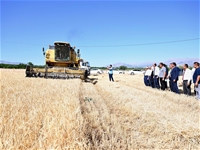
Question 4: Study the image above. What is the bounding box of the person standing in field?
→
[193,62,200,100]
[192,62,199,95]
[159,63,166,90]
[182,64,192,96]
[167,64,173,91]
[169,62,180,94]
[144,66,152,86]
[149,66,154,88]
[107,64,114,82]
[144,67,149,86]
[153,63,160,89]
[163,64,169,88]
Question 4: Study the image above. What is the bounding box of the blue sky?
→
[1,0,199,66]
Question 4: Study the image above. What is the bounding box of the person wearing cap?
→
[182,64,192,96]
[153,63,160,89]
[107,64,114,82]
[169,62,180,94]
[193,62,200,100]
[159,62,166,90]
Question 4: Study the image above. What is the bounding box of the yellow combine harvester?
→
[26,41,97,83]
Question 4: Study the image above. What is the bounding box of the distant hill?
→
[112,58,199,68]
[112,62,133,68]
[0,60,23,65]
[164,58,199,66]
[2,57,199,68]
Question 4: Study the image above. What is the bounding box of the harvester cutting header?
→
[26,41,96,83]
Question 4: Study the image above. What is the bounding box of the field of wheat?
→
[1,69,200,149]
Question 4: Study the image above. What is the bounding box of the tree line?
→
[2,63,189,71]
[0,62,45,69]
[1,63,144,70]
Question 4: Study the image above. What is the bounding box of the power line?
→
[1,38,199,48]
[78,38,200,47]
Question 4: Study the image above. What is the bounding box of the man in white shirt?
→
[182,64,192,95]
[153,63,160,89]
[144,66,152,86]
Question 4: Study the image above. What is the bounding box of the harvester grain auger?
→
[25,41,97,84]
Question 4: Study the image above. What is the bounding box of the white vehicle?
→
[90,68,102,75]
[107,70,125,74]
[128,70,145,75]
[114,70,125,74]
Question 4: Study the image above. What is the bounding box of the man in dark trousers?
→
[163,64,169,88]
[144,67,149,86]
[192,62,199,95]
[168,64,173,91]
[153,63,160,89]
[149,66,155,88]
[182,64,192,95]
[193,62,200,100]
[169,62,180,94]
[107,64,114,82]
[144,67,152,86]
[159,63,166,90]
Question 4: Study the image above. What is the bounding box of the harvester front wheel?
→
[80,75,85,81]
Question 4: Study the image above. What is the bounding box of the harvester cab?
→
[80,60,91,76]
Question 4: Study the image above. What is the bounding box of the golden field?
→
[1,69,200,149]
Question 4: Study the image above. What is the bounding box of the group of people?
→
[144,62,200,100]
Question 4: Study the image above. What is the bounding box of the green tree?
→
[27,62,34,66]
[18,63,26,69]
[189,66,193,70]
[119,66,127,70]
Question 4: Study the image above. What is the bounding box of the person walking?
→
[159,63,166,90]
[107,65,114,82]
[169,62,180,94]
[193,62,200,100]
[153,63,160,89]
[182,64,192,96]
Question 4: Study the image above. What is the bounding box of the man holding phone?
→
[193,62,200,100]
[107,64,114,82]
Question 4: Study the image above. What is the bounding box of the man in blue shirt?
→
[193,62,200,100]
[107,64,114,82]
[169,62,180,94]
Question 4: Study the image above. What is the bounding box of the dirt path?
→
[78,81,131,149]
